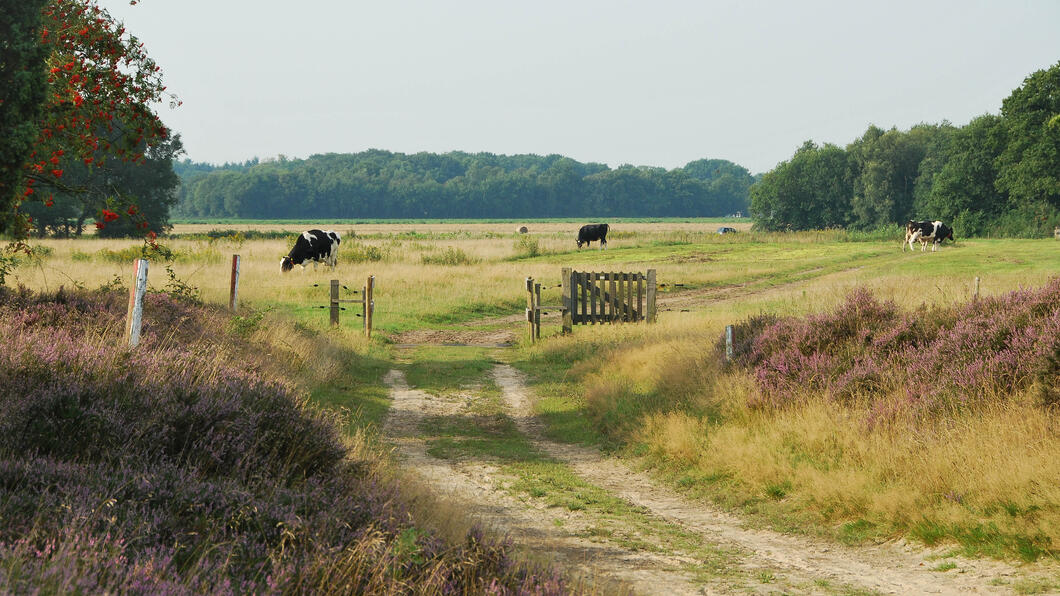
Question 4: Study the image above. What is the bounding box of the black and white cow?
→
[904,220,954,252]
[576,223,609,249]
[281,229,341,272]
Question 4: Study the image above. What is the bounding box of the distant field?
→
[11,223,1055,335]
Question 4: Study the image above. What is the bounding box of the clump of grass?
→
[512,235,541,259]
[96,243,176,263]
[344,240,387,262]
[421,246,480,266]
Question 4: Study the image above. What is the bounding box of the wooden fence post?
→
[526,277,535,342]
[646,269,657,324]
[366,275,375,338]
[974,276,980,300]
[229,254,241,312]
[330,279,340,327]
[125,258,148,347]
[561,267,573,335]
[534,282,542,340]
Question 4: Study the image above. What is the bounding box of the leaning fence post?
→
[561,267,573,335]
[646,269,657,324]
[725,325,734,362]
[365,275,375,338]
[330,279,340,327]
[229,254,241,312]
[125,258,149,347]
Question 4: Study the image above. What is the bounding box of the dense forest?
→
[750,61,1060,237]
[173,153,756,219]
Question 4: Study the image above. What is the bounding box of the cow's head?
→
[280,256,294,272]
[576,239,584,248]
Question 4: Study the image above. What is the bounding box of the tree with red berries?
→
[0,0,178,244]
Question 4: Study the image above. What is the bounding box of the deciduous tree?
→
[2,0,178,241]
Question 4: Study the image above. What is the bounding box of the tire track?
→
[382,369,710,595]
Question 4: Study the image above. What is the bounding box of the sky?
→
[97,0,1060,174]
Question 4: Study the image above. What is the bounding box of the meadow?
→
[6,219,1060,588]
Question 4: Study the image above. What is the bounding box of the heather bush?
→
[728,279,1060,420]
[0,288,571,594]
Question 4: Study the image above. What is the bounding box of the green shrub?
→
[512,235,540,258]
[344,241,387,263]
[97,244,176,263]
[421,247,479,266]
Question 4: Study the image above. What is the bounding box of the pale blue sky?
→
[99,0,1060,173]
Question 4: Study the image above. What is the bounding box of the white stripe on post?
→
[229,254,241,311]
[125,258,149,347]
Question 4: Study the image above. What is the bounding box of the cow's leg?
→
[907,231,921,252]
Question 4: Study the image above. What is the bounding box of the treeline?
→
[751,62,1060,237]
[173,152,754,219]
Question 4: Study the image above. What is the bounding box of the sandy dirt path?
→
[382,369,711,595]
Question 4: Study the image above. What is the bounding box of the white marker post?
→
[125,258,149,347]
[725,324,734,362]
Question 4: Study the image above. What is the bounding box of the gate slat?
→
[591,273,597,324]
[619,273,627,320]
[579,271,586,324]
[609,274,617,323]
[602,272,609,322]
[637,273,644,321]
[580,272,588,324]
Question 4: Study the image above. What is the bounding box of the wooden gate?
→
[561,267,656,334]
[524,268,657,341]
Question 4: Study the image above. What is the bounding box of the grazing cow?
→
[904,220,954,252]
[576,223,609,249]
[281,229,341,272]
